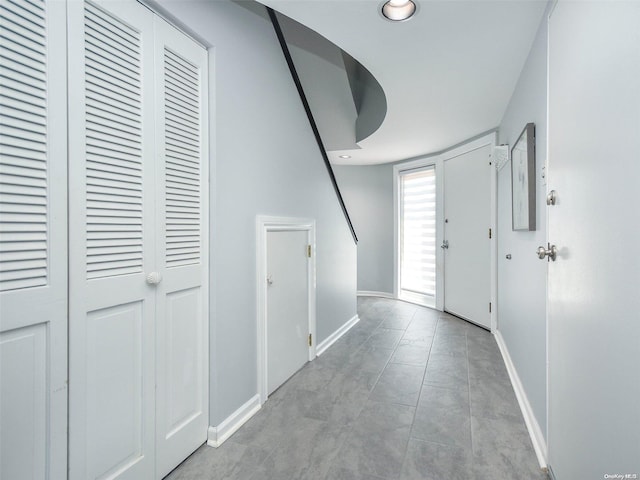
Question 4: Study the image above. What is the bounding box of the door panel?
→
[443,145,491,328]
[68,2,156,479]
[165,288,202,434]
[548,3,640,477]
[267,230,310,395]
[0,324,47,480]
[154,16,209,479]
[86,303,145,479]
[0,0,68,478]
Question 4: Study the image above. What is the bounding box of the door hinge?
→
[489,228,492,239]
[307,245,312,258]
[489,302,492,313]
[308,333,312,347]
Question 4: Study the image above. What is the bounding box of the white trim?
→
[393,164,399,299]
[489,135,498,333]
[357,292,439,310]
[316,315,360,356]
[256,216,317,404]
[494,331,548,469]
[398,291,435,309]
[356,290,395,299]
[206,395,261,448]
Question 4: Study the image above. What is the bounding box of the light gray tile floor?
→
[166,297,549,480]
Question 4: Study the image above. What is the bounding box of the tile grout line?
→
[392,305,428,480]
[466,331,476,463]
[405,312,439,441]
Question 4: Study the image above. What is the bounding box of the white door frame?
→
[256,216,316,404]
[393,132,497,331]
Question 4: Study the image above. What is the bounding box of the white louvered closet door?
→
[68,1,157,479]
[0,1,68,479]
[68,1,209,479]
[153,16,208,479]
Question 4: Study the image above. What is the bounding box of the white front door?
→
[443,144,492,328]
[266,230,310,395]
[547,3,640,478]
[68,2,208,479]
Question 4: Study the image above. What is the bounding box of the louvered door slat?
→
[84,1,143,280]
[0,239,47,251]
[0,0,47,292]
[7,0,44,21]
[84,3,138,45]
[163,48,201,269]
[83,13,137,57]
[85,30,138,66]
[165,101,198,125]
[0,32,45,63]
[0,23,45,52]
[0,109,46,134]
[87,104,141,133]
[166,123,199,143]
[0,6,46,41]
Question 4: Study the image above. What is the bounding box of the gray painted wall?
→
[497,7,550,439]
[155,0,357,425]
[334,165,394,294]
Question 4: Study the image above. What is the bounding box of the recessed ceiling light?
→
[339,155,351,159]
[381,0,417,22]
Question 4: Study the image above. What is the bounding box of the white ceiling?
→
[257,0,548,165]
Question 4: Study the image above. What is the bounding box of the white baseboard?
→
[207,394,261,448]
[494,330,548,469]
[357,290,395,299]
[316,314,360,356]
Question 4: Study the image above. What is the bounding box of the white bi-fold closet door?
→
[67,2,209,479]
[0,1,68,479]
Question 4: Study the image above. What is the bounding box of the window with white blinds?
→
[0,0,48,292]
[399,167,436,298]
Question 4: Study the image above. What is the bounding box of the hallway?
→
[167,297,547,479]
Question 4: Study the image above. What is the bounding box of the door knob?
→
[536,244,557,261]
[146,272,162,285]
[266,274,273,286]
[546,190,557,206]
[441,240,449,249]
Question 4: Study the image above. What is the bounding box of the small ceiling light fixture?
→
[381,0,417,21]
[339,155,351,159]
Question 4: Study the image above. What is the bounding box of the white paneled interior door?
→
[267,230,310,395]
[0,1,68,479]
[68,1,208,479]
[443,144,492,328]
